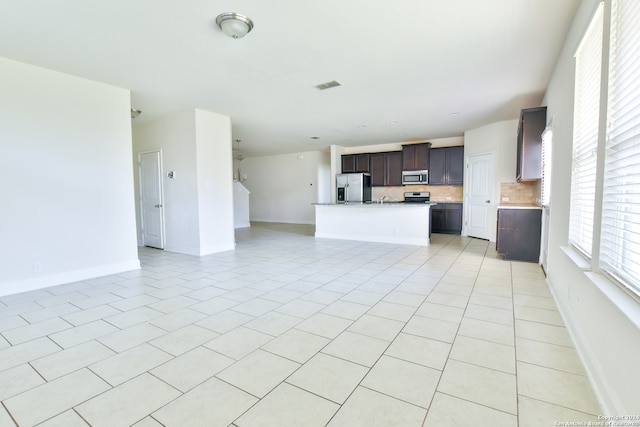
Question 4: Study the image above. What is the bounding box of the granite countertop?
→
[314,202,435,207]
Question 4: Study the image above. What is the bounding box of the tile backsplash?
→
[372,185,463,202]
[370,182,542,205]
[500,181,541,205]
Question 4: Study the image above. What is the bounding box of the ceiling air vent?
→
[314,80,341,90]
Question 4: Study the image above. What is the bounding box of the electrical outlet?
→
[33,262,42,273]
[502,197,510,202]
[446,196,452,200]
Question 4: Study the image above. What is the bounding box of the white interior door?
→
[465,152,494,240]
[139,150,164,249]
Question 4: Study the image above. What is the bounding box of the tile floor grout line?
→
[1,400,20,427]
[435,390,519,417]
[0,225,600,425]
[515,359,592,377]
[508,259,525,427]
[291,238,455,426]
[418,236,483,426]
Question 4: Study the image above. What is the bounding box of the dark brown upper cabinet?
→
[429,146,464,185]
[341,153,370,173]
[516,107,547,182]
[370,152,402,186]
[402,143,431,171]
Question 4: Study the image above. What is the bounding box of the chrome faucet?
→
[379,195,389,204]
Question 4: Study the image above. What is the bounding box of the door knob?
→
[485,200,491,203]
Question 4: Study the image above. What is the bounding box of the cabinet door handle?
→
[154,204,163,208]
[485,200,491,203]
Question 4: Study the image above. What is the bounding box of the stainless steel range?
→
[404,191,431,203]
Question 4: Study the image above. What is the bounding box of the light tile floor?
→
[0,223,602,426]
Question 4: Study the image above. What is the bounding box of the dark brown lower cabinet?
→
[431,203,463,234]
[496,208,542,262]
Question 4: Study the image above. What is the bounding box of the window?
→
[568,0,640,298]
[599,0,640,295]
[568,3,604,258]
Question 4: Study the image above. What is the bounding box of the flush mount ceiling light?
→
[314,80,341,90]
[215,12,254,39]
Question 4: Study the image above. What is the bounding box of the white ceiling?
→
[0,0,579,157]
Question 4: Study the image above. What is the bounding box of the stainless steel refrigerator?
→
[336,173,372,203]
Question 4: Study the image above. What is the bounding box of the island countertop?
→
[313,202,435,207]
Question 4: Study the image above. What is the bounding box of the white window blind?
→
[569,3,604,257]
[541,127,553,206]
[600,0,640,295]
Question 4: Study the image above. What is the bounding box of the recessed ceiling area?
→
[0,0,580,157]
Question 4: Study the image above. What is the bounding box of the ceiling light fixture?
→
[215,12,254,39]
[131,109,141,119]
[233,139,244,161]
[314,80,341,90]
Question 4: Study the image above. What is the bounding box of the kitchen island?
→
[314,203,432,246]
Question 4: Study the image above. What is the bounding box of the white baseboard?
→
[250,218,315,225]
[0,259,141,297]
[163,243,236,256]
[198,243,236,256]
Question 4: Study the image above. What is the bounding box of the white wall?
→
[463,119,519,241]
[0,57,140,297]
[543,0,640,414]
[132,109,235,255]
[194,109,235,254]
[238,151,329,224]
[329,145,346,202]
[233,181,251,228]
[133,111,200,253]
[316,150,331,204]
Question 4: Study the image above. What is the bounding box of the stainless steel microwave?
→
[402,170,428,185]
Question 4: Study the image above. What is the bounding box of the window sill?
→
[560,245,590,270]
[560,246,640,330]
